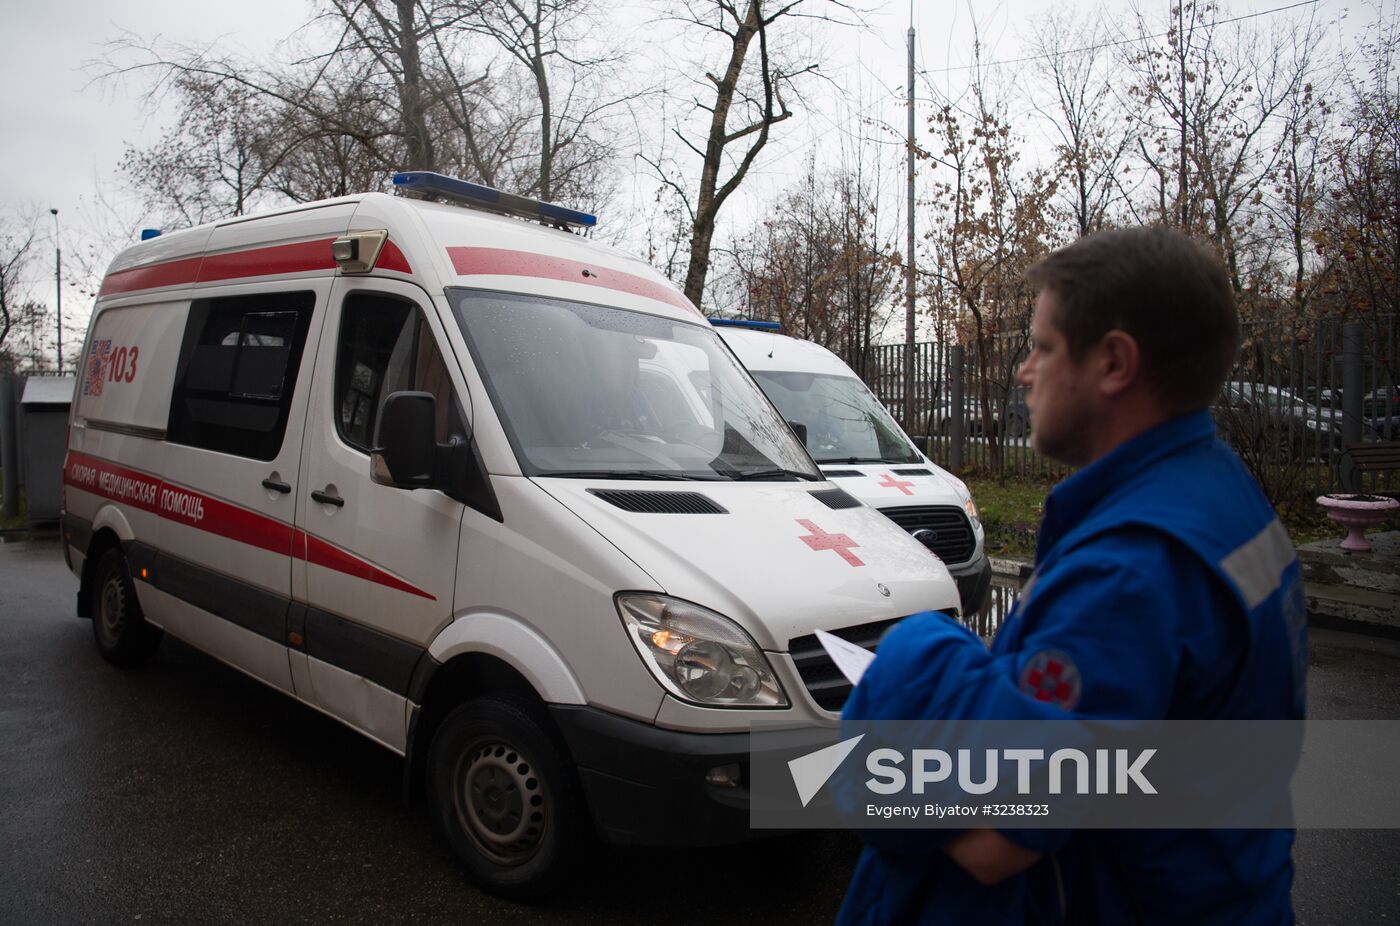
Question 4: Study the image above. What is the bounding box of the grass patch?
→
[964,473,1347,558]
[964,475,1055,558]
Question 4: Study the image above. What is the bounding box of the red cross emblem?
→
[877,473,915,495]
[795,519,864,567]
[1018,650,1081,710]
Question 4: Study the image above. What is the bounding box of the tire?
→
[427,694,588,900]
[90,547,162,667]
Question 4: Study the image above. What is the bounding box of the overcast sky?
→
[0,0,1355,348]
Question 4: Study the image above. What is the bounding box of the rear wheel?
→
[91,547,162,667]
[427,694,588,900]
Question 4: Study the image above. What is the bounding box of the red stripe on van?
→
[64,452,433,600]
[446,247,698,315]
[301,533,437,601]
[99,256,206,296]
[378,240,412,273]
[98,236,411,296]
[197,238,337,283]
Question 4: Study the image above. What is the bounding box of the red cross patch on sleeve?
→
[1018,649,1082,710]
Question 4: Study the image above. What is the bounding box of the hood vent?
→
[588,489,728,514]
[891,468,932,476]
[822,470,863,478]
[810,487,862,510]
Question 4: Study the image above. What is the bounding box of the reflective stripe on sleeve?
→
[1219,518,1295,609]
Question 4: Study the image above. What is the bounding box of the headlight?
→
[963,496,981,529]
[616,594,787,708]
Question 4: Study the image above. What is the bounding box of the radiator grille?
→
[877,505,977,564]
[788,614,959,712]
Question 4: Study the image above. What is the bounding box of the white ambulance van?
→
[715,322,992,616]
[62,172,961,897]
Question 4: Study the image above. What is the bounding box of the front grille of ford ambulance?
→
[588,489,727,514]
[877,505,976,565]
[788,616,904,712]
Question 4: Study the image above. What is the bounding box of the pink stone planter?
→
[1316,494,1400,553]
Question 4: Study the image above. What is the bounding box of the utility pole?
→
[50,208,62,374]
[903,11,916,436]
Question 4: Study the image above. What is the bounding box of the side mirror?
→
[372,391,437,488]
[788,421,809,446]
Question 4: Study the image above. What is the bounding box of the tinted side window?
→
[167,292,315,460]
[335,293,461,452]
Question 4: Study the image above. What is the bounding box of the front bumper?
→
[549,704,820,847]
[948,552,992,616]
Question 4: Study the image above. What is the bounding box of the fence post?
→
[950,346,965,473]
[1340,321,1364,493]
[1,374,18,518]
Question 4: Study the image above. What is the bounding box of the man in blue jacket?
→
[838,228,1307,924]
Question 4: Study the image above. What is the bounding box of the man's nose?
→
[1017,358,1032,385]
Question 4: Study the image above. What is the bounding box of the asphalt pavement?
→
[1,537,1397,923]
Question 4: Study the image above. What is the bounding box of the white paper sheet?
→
[816,628,876,686]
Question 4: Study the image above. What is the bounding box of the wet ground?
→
[1,537,1396,923]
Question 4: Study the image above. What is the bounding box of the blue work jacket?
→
[837,410,1307,925]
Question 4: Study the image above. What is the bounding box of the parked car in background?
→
[1215,381,1379,454]
[929,384,1028,439]
[1365,386,1399,439]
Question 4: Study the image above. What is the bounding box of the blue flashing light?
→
[140,228,162,241]
[392,171,597,229]
[708,317,781,332]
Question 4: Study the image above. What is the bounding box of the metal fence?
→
[852,315,1398,499]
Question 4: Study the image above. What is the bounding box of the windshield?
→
[748,370,921,465]
[449,289,819,480]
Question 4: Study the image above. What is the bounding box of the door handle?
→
[262,478,292,494]
[310,487,345,508]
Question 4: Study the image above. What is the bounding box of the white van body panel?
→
[428,612,587,705]
[452,474,666,723]
[534,479,960,651]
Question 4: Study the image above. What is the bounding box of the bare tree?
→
[1029,8,1135,238]
[645,0,834,308]
[1124,0,1322,293]
[0,209,53,373]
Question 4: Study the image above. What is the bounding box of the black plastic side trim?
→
[62,512,93,559]
[304,607,424,697]
[407,651,441,705]
[125,541,158,582]
[285,602,308,648]
[154,552,288,643]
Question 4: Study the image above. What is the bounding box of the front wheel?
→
[90,547,162,667]
[428,694,588,900]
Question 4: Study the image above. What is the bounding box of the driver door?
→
[292,279,466,751]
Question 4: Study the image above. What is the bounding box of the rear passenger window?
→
[167,292,315,460]
[335,293,463,452]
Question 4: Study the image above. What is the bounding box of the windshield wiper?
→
[536,470,700,481]
[813,456,916,465]
[731,468,823,482]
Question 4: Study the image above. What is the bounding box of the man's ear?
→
[1096,330,1140,397]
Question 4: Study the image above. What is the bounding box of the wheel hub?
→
[455,741,546,866]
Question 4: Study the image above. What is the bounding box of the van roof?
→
[717,326,857,378]
[98,188,704,326]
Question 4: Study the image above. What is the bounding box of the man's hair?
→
[1025,227,1239,413]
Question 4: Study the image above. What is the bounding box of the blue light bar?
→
[708,317,781,332]
[392,171,597,229]
[140,228,162,240]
